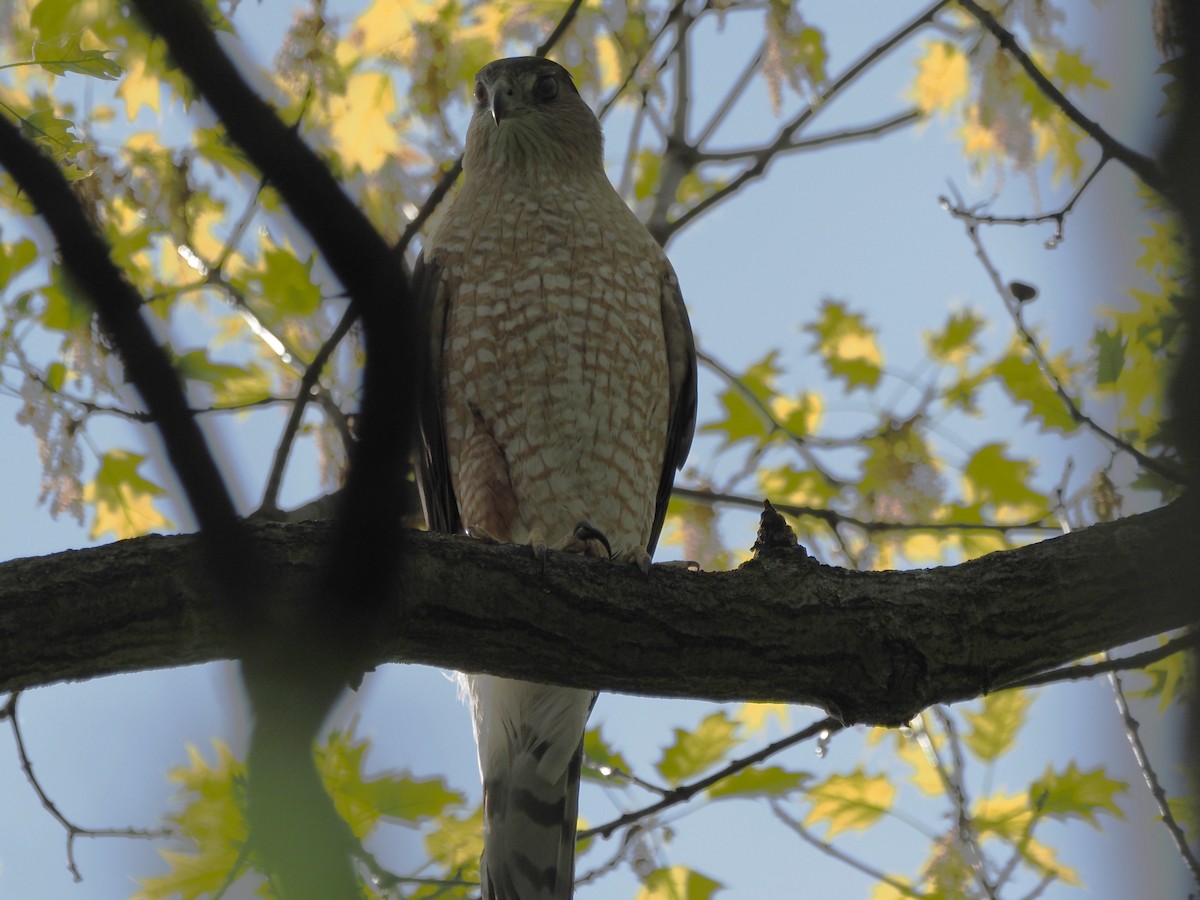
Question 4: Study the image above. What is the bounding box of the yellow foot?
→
[554,521,613,560]
[613,545,652,575]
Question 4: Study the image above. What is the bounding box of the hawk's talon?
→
[573,521,612,559]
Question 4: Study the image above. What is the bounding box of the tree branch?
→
[0,693,169,881]
[955,0,1165,194]
[662,0,951,241]
[697,108,921,163]
[1,500,1195,725]
[1107,667,1200,888]
[583,716,842,840]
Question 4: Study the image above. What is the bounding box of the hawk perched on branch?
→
[414,57,697,899]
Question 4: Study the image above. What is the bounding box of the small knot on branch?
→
[751,500,806,557]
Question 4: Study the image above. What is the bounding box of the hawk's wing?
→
[413,250,462,535]
[646,271,698,556]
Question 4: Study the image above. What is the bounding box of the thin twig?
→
[1107,665,1200,887]
[579,716,841,841]
[996,631,1199,691]
[955,219,1186,484]
[694,41,766,146]
[596,0,689,122]
[942,156,1107,248]
[259,302,359,514]
[955,0,1165,194]
[917,710,997,900]
[535,0,586,58]
[663,0,952,240]
[672,485,1057,535]
[769,800,926,898]
[1,693,169,882]
[698,108,921,162]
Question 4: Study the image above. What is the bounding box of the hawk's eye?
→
[533,75,559,102]
[474,82,488,105]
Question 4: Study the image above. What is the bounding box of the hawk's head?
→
[464,57,604,175]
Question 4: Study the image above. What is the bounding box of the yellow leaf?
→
[737,702,789,734]
[900,532,945,563]
[913,42,968,115]
[638,866,723,900]
[117,55,161,120]
[84,449,173,540]
[351,0,434,58]
[805,767,895,838]
[1021,837,1082,886]
[891,730,944,798]
[189,207,226,262]
[973,790,1032,840]
[329,72,401,174]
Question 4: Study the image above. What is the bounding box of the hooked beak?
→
[490,77,514,126]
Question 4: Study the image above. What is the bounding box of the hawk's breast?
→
[430,177,671,554]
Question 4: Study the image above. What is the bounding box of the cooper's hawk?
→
[414,57,696,899]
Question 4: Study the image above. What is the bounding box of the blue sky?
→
[0,1,1190,898]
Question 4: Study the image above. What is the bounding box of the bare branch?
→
[942,156,1108,248]
[955,0,1166,194]
[1107,666,1200,887]
[581,717,842,840]
[663,0,952,241]
[672,485,1058,535]
[953,216,1187,484]
[768,799,924,898]
[259,302,359,515]
[921,709,997,899]
[535,0,586,58]
[0,693,169,882]
[695,41,765,146]
[698,108,921,163]
[997,631,1198,691]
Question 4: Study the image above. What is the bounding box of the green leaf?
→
[176,349,273,406]
[656,711,743,785]
[699,351,782,451]
[1130,644,1188,712]
[243,247,323,319]
[583,725,631,781]
[633,149,662,202]
[638,866,723,900]
[804,299,883,392]
[962,689,1033,762]
[962,442,1047,519]
[1094,327,1127,385]
[926,309,984,365]
[33,34,124,80]
[1030,763,1127,829]
[45,361,67,392]
[1051,48,1108,93]
[425,806,484,880]
[991,347,1078,432]
[134,741,247,900]
[707,765,809,800]
[318,728,463,839]
[0,238,38,291]
[41,264,93,333]
[803,767,895,838]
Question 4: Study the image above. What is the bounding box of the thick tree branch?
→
[1,500,1194,726]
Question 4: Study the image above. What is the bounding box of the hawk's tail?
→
[480,738,584,900]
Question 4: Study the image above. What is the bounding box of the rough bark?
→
[0,499,1194,726]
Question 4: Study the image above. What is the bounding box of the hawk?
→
[414,57,697,899]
